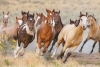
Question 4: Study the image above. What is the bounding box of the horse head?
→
[79,12,88,30]
[2,11,9,27]
[35,13,45,27]
[21,11,29,23]
[27,13,35,31]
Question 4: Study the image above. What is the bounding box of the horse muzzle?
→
[83,26,86,30]
[87,25,90,28]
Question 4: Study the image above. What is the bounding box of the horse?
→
[51,12,88,63]
[36,11,56,55]
[21,11,29,24]
[79,14,100,54]
[48,10,64,52]
[14,13,35,58]
[0,17,22,41]
[70,19,80,27]
[35,13,45,33]
[0,12,9,29]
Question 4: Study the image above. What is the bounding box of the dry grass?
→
[0,51,99,67]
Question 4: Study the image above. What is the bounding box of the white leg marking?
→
[51,48,57,59]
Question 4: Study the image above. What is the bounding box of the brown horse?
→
[0,17,22,41]
[36,10,56,55]
[14,13,35,58]
[51,12,88,63]
[0,12,9,29]
[79,15,100,54]
[35,13,45,33]
[48,10,64,52]
[21,11,29,24]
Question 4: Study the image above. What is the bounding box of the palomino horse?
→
[51,12,88,63]
[14,13,35,57]
[48,10,63,52]
[36,12,56,55]
[0,12,9,29]
[0,17,22,41]
[79,15,100,54]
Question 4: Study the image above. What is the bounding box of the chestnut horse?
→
[36,11,56,55]
[0,12,9,29]
[51,12,88,63]
[79,15,100,54]
[14,13,35,57]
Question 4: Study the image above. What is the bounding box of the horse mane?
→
[88,15,96,21]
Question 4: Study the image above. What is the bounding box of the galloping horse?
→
[51,12,88,63]
[0,17,22,41]
[14,13,35,57]
[35,13,45,33]
[36,11,56,55]
[79,15,100,54]
[0,12,9,29]
[46,9,63,52]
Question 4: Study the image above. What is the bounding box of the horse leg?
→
[63,46,78,63]
[51,39,63,59]
[14,40,21,58]
[79,38,88,52]
[41,41,50,55]
[90,41,97,54]
[57,42,68,59]
[48,39,57,53]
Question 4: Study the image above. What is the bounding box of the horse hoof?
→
[41,53,44,56]
[79,49,82,52]
[51,56,54,60]
[63,60,66,63]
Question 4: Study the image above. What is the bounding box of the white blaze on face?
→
[35,16,40,27]
[4,15,8,19]
[81,16,87,29]
[50,13,52,16]
[52,19,55,27]
[30,18,32,20]
[18,20,23,25]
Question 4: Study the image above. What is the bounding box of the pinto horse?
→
[51,12,88,63]
[14,13,35,57]
[0,12,9,29]
[79,15,100,54]
[36,12,56,55]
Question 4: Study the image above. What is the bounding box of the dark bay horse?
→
[14,13,35,57]
[36,11,56,55]
[47,10,63,52]
[79,15,100,54]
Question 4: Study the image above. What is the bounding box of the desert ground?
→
[0,0,100,67]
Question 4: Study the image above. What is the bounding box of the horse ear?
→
[7,12,9,15]
[80,12,82,16]
[86,12,88,17]
[52,9,55,12]
[16,16,18,19]
[3,11,4,14]
[46,9,49,12]
[36,12,38,16]
[27,11,29,14]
